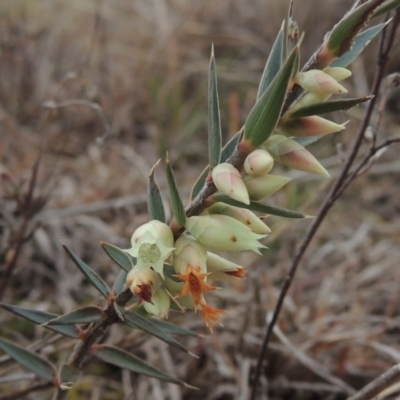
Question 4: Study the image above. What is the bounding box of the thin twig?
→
[0,381,54,400]
[250,9,400,400]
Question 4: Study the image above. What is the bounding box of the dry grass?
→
[1,1,400,399]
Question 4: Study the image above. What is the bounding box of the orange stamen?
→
[200,303,226,331]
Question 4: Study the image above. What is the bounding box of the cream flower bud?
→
[207,203,271,234]
[125,220,174,277]
[244,149,274,176]
[143,288,170,318]
[211,163,250,205]
[265,135,329,176]
[173,235,208,275]
[244,174,291,201]
[185,215,267,254]
[295,70,348,95]
[126,267,157,304]
[323,67,352,81]
[278,116,345,138]
[206,252,246,281]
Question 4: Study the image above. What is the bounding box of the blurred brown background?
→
[1,1,400,399]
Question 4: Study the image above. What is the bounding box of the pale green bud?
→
[173,235,208,275]
[207,203,271,234]
[143,287,170,318]
[125,220,174,277]
[244,174,291,201]
[278,116,345,138]
[295,70,348,95]
[323,67,352,82]
[265,135,329,176]
[207,252,246,281]
[185,215,267,254]
[211,163,250,205]
[244,149,274,176]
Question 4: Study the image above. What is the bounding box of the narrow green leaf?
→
[324,0,386,58]
[190,129,242,200]
[147,159,166,223]
[101,241,133,273]
[164,263,182,283]
[0,337,56,382]
[46,306,105,326]
[214,194,308,218]
[289,96,372,118]
[149,318,198,336]
[257,21,285,100]
[92,345,183,385]
[208,45,222,167]
[294,135,326,147]
[113,270,128,295]
[0,303,79,338]
[244,44,300,148]
[287,2,299,55]
[63,245,111,299]
[166,155,186,226]
[58,364,81,390]
[330,22,388,68]
[373,0,400,18]
[124,311,188,352]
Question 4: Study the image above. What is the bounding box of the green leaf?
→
[113,270,128,295]
[46,306,105,325]
[58,364,81,390]
[289,96,372,118]
[149,318,198,336]
[124,311,188,353]
[147,159,166,223]
[101,241,133,273]
[330,22,389,68]
[244,44,300,148]
[208,45,222,168]
[294,135,326,147]
[0,303,79,338]
[166,155,186,226]
[287,3,299,55]
[214,194,308,218]
[92,345,183,385]
[0,337,56,382]
[191,130,242,200]
[257,21,285,100]
[64,245,111,299]
[373,0,400,18]
[324,0,386,59]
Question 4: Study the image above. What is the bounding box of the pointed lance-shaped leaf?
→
[0,337,57,382]
[92,345,184,385]
[124,311,189,353]
[113,270,128,295]
[190,130,242,200]
[208,44,222,168]
[294,135,327,148]
[318,0,386,65]
[373,0,400,18]
[148,159,166,223]
[330,22,389,68]
[63,245,111,298]
[257,21,285,100]
[289,96,373,118]
[101,241,133,273]
[45,306,105,326]
[148,317,198,336]
[213,194,309,219]
[58,364,81,390]
[287,2,299,55]
[166,154,186,227]
[244,43,300,149]
[0,303,79,338]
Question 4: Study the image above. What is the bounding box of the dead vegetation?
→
[1,0,400,399]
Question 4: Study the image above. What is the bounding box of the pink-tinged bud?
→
[206,252,246,281]
[278,116,345,138]
[323,67,352,82]
[185,214,267,254]
[207,203,271,234]
[143,288,170,318]
[265,135,329,176]
[125,220,174,277]
[126,268,157,304]
[294,70,348,95]
[173,235,207,275]
[244,149,274,176]
[244,174,291,201]
[211,163,250,205]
